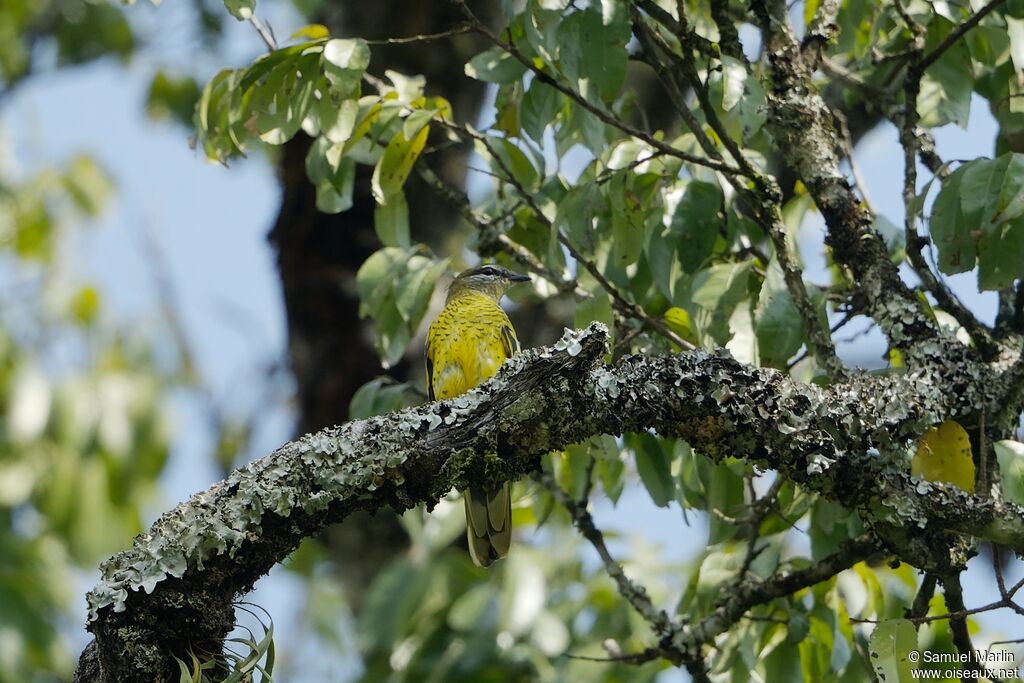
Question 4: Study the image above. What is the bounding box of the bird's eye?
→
[479,266,497,276]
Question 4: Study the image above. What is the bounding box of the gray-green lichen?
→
[86,324,612,622]
[85,321,1024,643]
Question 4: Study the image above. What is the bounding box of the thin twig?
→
[441,118,696,350]
[689,534,881,645]
[906,573,937,620]
[364,25,472,45]
[449,0,745,177]
[249,15,277,52]
[832,108,876,215]
[563,648,660,665]
[893,3,997,356]
[537,471,686,664]
[917,0,1010,73]
[416,163,583,297]
[942,573,1011,682]
[633,4,845,379]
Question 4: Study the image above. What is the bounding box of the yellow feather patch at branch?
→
[911,420,975,493]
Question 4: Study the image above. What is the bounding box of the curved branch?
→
[78,324,1024,680]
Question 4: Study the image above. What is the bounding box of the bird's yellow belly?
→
[433,328,505,399]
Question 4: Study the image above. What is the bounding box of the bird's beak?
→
[509,273,531,283]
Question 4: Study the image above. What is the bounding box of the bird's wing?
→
[425,337,436,402]
[499,322,519,358]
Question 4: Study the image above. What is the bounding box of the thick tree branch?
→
[78,323,1024,680]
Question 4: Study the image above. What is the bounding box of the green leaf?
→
[317,97,360,144]
[977,218,1024,289]
[371,124,430,203]
[917,17,972,128]
[763,641,803,682]
[933,153,1024,288]
[1007,16,1024,73]
[289,24,330,41]
[557,184,599,255]
[929,164,975,274]
[69,285,101,326]
[173,655,193,683]
[521,80,560,142]
[322,38,370,98]
[448,584,495,632]
[631,432,675,507]
[646,204,680,299]
[255,54,319,145]
[868,619,917,683]
[558,445,597,501]
[374,191,410,247]
[578,8,630,103]
[672,180,722,273]
[995,440,1024,506]
[739,75,767,136]
[465,47,527,84]
[720,56,746,111]
[356,247,408,316]
[574,291,614,334]
[323,37,370,71]
[565,98,608,156]
[145,72,200,126]
[597,439,626,503]
[755,258,805,367]
[608,173,646,268]
[960,153,1024,227]
[703,457,746,544]
[222,0,255,20]
[349,378,408,419]
[306,139,355,214]
[966,24,1010,66]
[395,255,448,324]
[663,307,696,344]
[487,137,540,191]
[62,156,112,218]
[355,250,449,367]
[809,498,863,559]
[689,261,753,345]
[402,108,439,141]
[494,81,522,137]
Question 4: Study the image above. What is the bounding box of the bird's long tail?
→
[464,481,512,567]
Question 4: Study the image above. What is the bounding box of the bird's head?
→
[447,264,530,302]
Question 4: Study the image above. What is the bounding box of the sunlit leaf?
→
[868,618,917,683]
[912,420,975,493]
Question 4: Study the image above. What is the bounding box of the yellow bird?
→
[425,264,530,567]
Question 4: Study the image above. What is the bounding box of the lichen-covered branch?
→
[78,323,1024,681]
